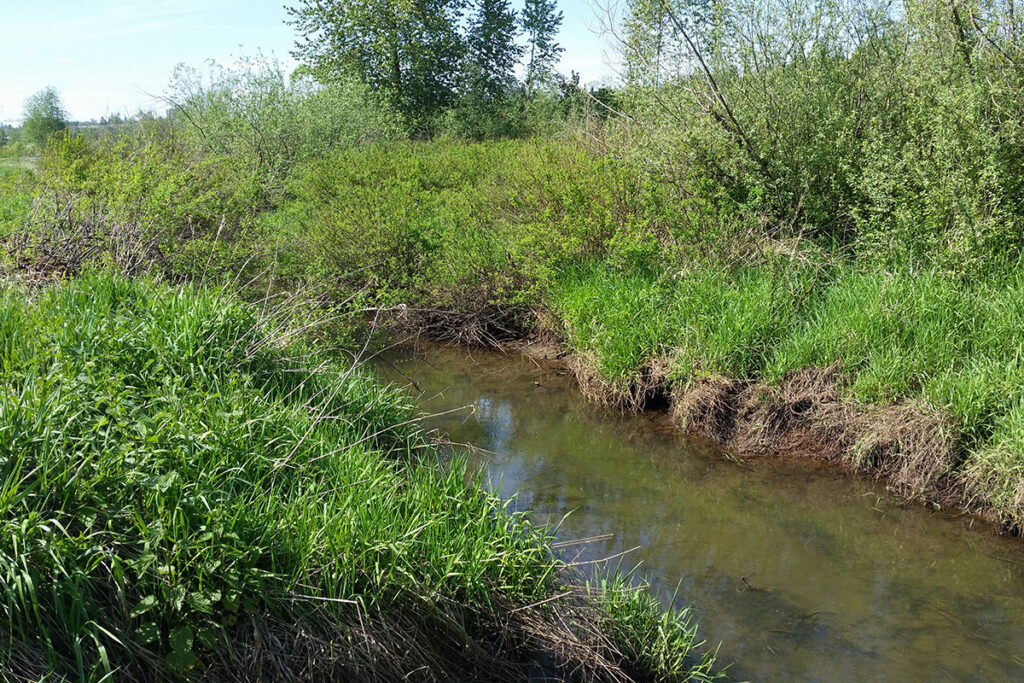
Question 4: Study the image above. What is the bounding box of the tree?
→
[21,87,68,146]
[623,0,669,87]
[522,0,564,95]
[287,0,467,120]
[464,0,523,101]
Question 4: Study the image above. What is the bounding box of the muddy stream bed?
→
[377,343,1024,681]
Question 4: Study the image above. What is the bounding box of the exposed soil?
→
[668,368,967,515]
[472,335,1009,534]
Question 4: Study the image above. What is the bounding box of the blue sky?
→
[0,0,621,124]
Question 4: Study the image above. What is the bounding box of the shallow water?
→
[377,343,1024,682]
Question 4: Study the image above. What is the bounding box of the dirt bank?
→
[477,335,1010,534]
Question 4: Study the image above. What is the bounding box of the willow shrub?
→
[623,0,1024,274]
[166,56,403,192]
[279,137,729,327]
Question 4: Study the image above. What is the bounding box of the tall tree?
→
[623,0,669,87]
[287,0,466,119]
[522,0,564,95]
[465,0,523,100]
[21,87,68,146]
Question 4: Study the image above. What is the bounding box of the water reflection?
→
[378,344,1024,682]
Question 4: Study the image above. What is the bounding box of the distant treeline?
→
[288,0,565,131]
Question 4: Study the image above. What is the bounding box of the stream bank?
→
[380,341,1024,681]
[477,334,999,533]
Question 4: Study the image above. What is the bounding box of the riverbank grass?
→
[547,261,1024,526]
[0,271,720,680]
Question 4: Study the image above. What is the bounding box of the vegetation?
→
[0,272,719,680]
[6,0,1024,675]
[287,0,565,133]
[19,87,68,147]
[522,0,564,94]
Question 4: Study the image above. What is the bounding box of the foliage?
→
[17,59,409,287]
[26,127,261,282]
[166,56,402,189]
[287,0,469,122]
[623,0,670,88]
[0,165,33,223]
[591,575,721,682]
[271,136,720,328]
[0,272,721,680]
[620,0,1024,274]
[20,87,68,147]
[21,0,1024,671]
[547,255,1024,526]
[15,0,1024,581]
[548,259,815,385]
[465,0,523,101]
[287,0,572,132]
[522,0,565,94]
[22,87,1024,528]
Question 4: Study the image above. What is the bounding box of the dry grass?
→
[670,365,964,512]
[568,354,673,413]
[203,596,637,682]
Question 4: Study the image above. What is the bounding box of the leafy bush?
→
[166,57,403,191]
[622,0,1024,273]
[278,137,710,326]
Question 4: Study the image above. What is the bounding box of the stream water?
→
[377,343,1024,681]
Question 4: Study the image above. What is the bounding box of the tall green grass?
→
[0,166,32,227]
[548,261,813,384]
[0,271,720,680]
[0,167,32,276]
[548,264,674,383]
[548,261,1024,524]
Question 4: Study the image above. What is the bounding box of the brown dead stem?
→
[7,589,655,682]
[396,303,528,348]
[958,452,1024,532]
[192,587,659,682]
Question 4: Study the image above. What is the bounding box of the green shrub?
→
[166,57,403,191]
[622,0,1024,272]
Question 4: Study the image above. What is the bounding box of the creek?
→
[377,343,1024,681]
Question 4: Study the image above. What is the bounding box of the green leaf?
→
[158,471,178,492]
[223,590,240,612]
[166,647,198,672]
[168,583,187,611]
[188,589,221,614]
[130,595,157,618]
[170,625,194,653]
[196,626,219,650]
[135,621,160,645]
